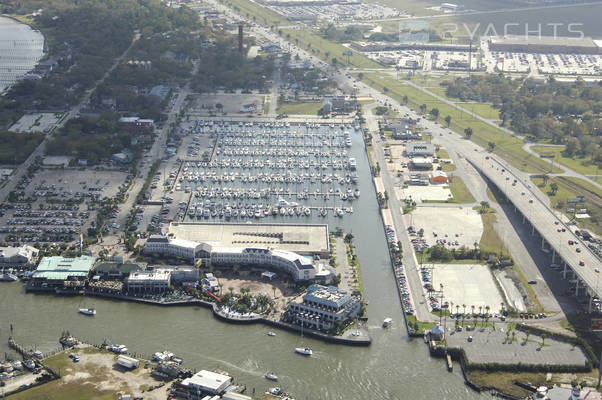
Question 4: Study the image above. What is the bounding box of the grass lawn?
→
[448,175,476,203]
[479,212,509,257]
[436,147,449,159]
[441,163,456,172]
[281,29,382,69]
[276,101,322,115]
[221,0,290,26]
[358,73,558,174]
[531,145,601,176]
[457,102,500,120]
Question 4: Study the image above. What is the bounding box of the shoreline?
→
[23,286,372,346]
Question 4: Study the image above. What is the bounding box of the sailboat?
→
[294,321,312,356]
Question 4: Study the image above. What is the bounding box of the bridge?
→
[461,146,602,311]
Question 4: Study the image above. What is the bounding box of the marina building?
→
[430,170,448,183]
[180,370,233,396]
[125,270,171,293]
[167,222,330,257]
[0,245,38,266]
[489,35,602,54]
[143,235,332,282]
[287,284,361,331]
[406,143,435,157]
[147,265,199,285]
[410,157,433,170]
[144,235,210,260]
[28,255,96,290]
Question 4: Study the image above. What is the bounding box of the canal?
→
[0,128,487,400]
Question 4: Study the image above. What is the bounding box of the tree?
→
[464,127,473,139]
[444,115,452,127]
[550,182,559,195]
[488,141,496,152]
[419,104,427,114]
[402,95,408,105]
[430,108,439,119]
[542,174,549,185]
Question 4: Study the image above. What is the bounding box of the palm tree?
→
[511,331,516,343]
[456,304,460,315]
[484,305,490,326]
[524,331,530,344]
[471,305,475,317]
[541,333,547,347]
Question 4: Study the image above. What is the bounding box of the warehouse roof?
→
[33,255,96,280]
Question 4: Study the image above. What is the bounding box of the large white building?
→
[143,235,332,282]
[0,245,38,265]
[288,284,361,331]
[180,370,232,396]
[125,270,171,293]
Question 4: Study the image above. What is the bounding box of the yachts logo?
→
[399,20,430,43]
[441,22,584,41]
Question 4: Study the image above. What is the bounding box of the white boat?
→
[78,308,96,316]
[348,157,357,169]
[267,331,276,337]
[0,272,18,282]
[383,318,393,328]
[295,347,312,356]
[265,371,278,381]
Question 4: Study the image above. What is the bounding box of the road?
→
[114,61,200,234]
[0,33,141,202]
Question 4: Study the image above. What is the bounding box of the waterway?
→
[0,127,488,399]
[0,15,44,94]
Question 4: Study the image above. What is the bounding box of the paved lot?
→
[412,206,482,247]
[402,185,452,202]
[189,94,264,115]
[432,264,504,313]
[447,328,589,366]
[9,112,61,133]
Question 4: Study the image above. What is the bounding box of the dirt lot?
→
[7,345,169,400]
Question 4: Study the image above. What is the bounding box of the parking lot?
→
[411,206,482,248]
[269,2,402,22]
[481,39,602,75]
[362,49,479,71]
[431,263,505,313]
[0,167,129,243]
[9,112,62,133]
[402,185,452,202]
[188,93,264,115]
[446,327,589,366]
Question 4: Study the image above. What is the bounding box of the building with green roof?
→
[28,255,97,290]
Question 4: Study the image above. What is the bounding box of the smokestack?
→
[238,24,243,54]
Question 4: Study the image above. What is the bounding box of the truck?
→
[117,355,140,370]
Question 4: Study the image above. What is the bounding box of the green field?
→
[457,102,500,120]
[358,73,559,174]
[479,212,509,257]
[531,145,601,176]
[448,175,476,203]
[222,0,290,26]
[277,101,322,115]
[281,29,382,69]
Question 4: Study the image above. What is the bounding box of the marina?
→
[171,121,362,222]
[0,117,487,399]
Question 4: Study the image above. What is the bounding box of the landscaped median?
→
[356,72,557,174]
